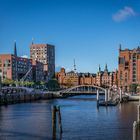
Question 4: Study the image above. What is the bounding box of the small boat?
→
[125,93,140,101]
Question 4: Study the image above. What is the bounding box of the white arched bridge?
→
[59,85,116,98]
[58,85,126,106]
[59,85,117,101]
[62,85,106,93]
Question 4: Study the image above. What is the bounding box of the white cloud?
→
[21,55,29,58]
[112,6,137,22]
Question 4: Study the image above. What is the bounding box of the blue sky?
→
[0,0,140,73]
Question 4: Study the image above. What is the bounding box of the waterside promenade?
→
[0,87,60,105]
[1,86,140,106]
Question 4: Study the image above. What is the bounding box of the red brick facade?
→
[118,46,140,91]
[0,54,44,82]
[0,54,32,81]
[56,67,118,88]
[30,43,55,81]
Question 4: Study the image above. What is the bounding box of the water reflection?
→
[0,95,139,140]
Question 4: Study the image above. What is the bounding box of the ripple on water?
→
[0,95,139,140]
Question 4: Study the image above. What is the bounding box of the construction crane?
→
[20,67,32,82]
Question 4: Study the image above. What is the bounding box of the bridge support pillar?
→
[108,89,110,101]
[110,90,112,98]
[97,89,99,101]
[105,89,108,103]
[97,89,99,107]
[137,105,140,123]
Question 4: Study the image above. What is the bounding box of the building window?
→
[4,60,11,67]
[120,71,122,80]
[119,57,125,64]
[125,61,129,69]
[3,71,7,75]
[0,60,2,67]
[125,73,127,82]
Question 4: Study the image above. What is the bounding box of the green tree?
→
[34,81,46,89]
[40,81,45,85]
[129,84,138,93]
[23,81,35,87]
[2,79,15,86]
[47,79,60,91]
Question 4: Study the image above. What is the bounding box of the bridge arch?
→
[60,85,106,94]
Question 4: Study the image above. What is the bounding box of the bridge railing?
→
[60,85,107,94]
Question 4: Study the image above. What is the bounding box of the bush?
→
[129,84,138,93]
[47,79,60,91]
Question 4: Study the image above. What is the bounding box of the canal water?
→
[0,95,140,140]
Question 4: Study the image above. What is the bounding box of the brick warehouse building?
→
[56,66,118,88]
[56,68,79,87]
[79,73,96,85]
[96,65,118,88]
[118,45,140,92]
[0,54,33,81]
[30,43,55,81]
[0,42,44,82]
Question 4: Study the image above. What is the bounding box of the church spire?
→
[14,40,17,56]
[105,64,108,72]
[98,64,101,72]
[119,44,122,52]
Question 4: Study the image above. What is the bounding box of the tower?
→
[14,40,17,56]
[98,64,101,72]
[74,59,76,72]
[105,64,108,72]
[119,44,122,52]
[30,43,55,81]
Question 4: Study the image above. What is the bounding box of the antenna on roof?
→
[74,59,76,72]
[32,37,34,45]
